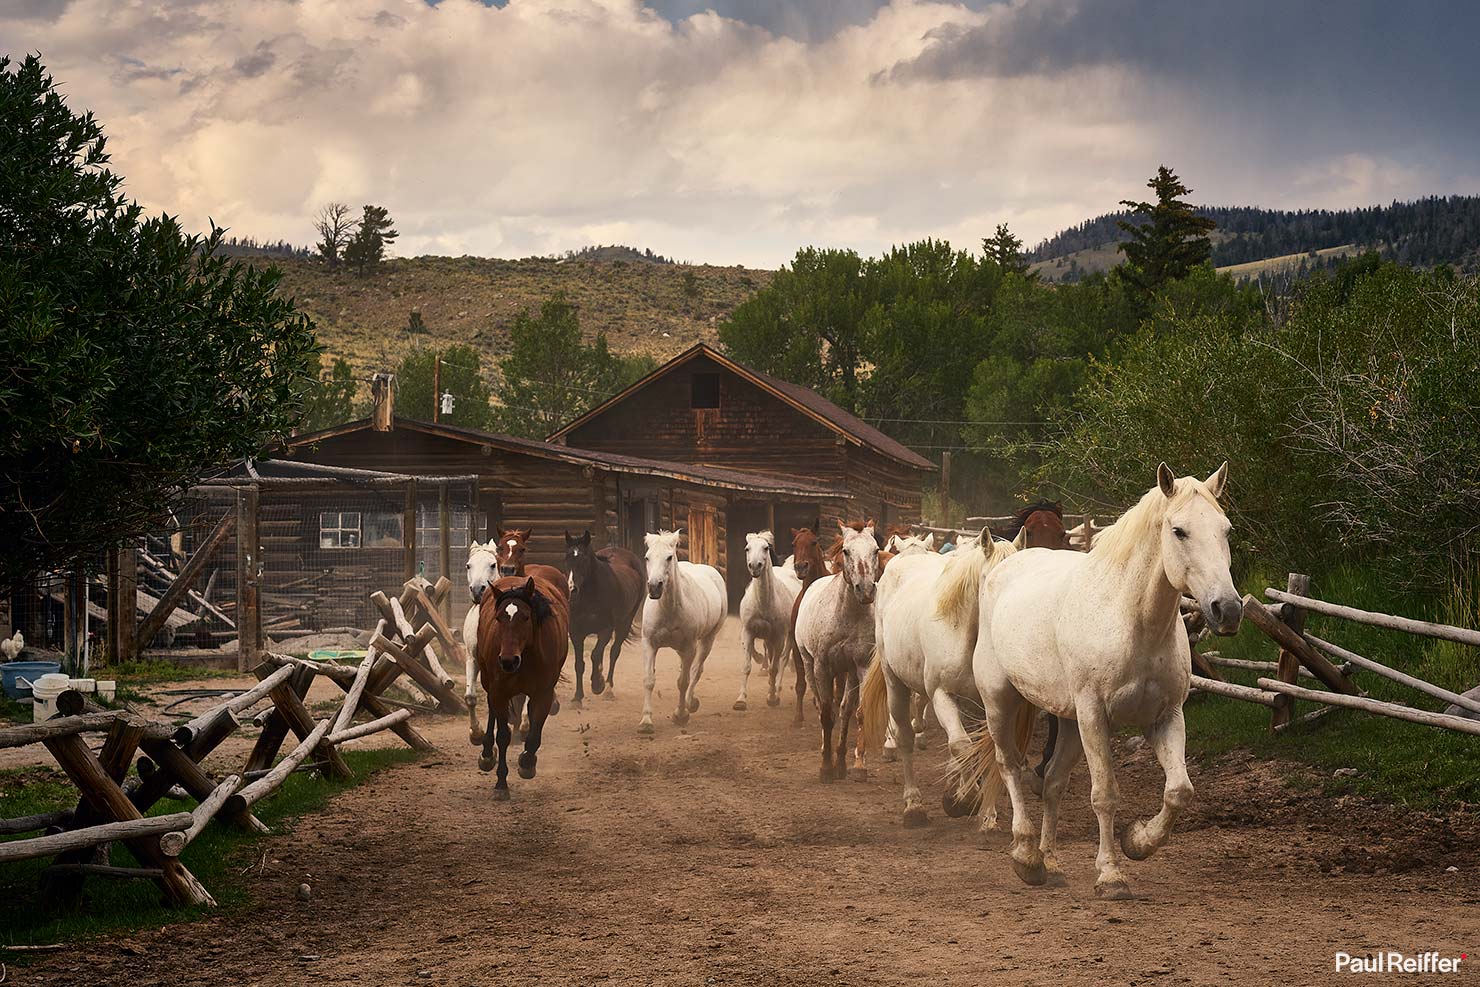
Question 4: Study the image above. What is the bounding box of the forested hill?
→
[1028,195,1480,280]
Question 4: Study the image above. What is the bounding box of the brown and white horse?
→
[783,527,830,726]
[476,573,571,800]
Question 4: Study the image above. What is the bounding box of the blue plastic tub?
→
[1,661,62,701]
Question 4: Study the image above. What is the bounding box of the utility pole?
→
[433,355,441,423]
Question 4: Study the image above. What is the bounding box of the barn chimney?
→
[371,372,396,431]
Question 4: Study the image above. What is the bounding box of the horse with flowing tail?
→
[861,532,1030,827]
[794,521,880,782]
[966,463,1241,898]
[782,527,830,726]
[476,572,571,800]
[735,531,802,711]
[464,530,565,744]
[637,529,727,734]
[564,530,645,705]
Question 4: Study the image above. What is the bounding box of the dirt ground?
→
[23,618,1480,986]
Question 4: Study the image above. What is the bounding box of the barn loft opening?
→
[690,372,720,409]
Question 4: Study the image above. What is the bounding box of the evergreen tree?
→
[343,204,398,275]
[391,344,493,428]
[983,223,1030,276]
[1115,166,1216,294]
[298,354,360,432]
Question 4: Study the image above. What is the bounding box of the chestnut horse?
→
[476,573,571,800]
[1011,501,1071,551]
[784,527,830,726]
[564,529,645,705]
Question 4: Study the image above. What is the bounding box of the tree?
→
[983,223,1031,276]
[313,202,352,268]
[1116,166,1217,296]
[298,354,360,433]
[0,54,317,588]
[492,295,655,438]
[343,204,398,275]
[391,344,493,429]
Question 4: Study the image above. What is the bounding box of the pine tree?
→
[1116,166,1217,294]
[343,204,398,275]
[983,223,1030,276]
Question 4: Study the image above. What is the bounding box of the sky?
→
[6,0,1478,267]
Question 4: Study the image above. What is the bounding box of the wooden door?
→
[687,506,718,566]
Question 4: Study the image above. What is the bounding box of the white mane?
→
[1090,476,1225,566]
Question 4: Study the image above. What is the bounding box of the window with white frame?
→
[319,511,362,548]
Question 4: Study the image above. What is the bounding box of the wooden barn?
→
[281,416,849,609]
[547,343,936,528]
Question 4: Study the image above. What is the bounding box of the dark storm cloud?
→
[647,0,998,41]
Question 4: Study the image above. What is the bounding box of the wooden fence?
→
[1187,572,1480,737]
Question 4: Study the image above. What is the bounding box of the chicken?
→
[0,631,24,662]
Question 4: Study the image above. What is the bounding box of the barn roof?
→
[282,417,850,501]
[545,343,937,472]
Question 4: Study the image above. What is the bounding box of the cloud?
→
[4,0,1477,267]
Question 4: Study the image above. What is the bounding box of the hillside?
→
[269,255,772,371]
[1028,195,1480,282]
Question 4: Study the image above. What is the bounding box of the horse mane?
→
[934,533,1016,625]
[645,529,683,551]
[1008,500,1062,538]
[1090,478,1224,565]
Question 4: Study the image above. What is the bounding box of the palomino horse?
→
[637,529,727,734]
[476,572,571,800]
[862,532,1028,827]
[564,530,645,705]
[794,521,880,782]
[735,531,802,711]
[783,527,830,726]
[968,463,1241,898]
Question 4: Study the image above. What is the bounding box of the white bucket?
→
[97,680,117,702]
[69,678,96,693]
[31,673,72,722]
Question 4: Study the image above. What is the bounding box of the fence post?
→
[403,478,419,582]
[235,486,261,672]
[106,545,138,666]
[938,452,952,526]
[438,482,451,622]
[1270,572,1309,732]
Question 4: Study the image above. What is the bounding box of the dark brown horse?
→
[564,529,645,705]
[784,527,830,726]
[1012,500,1071,550]
[476,573,571,800]
[491,527,565,731]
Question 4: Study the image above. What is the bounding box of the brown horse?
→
[491,527,565,732]
[784,527,830,726]
[476,573,571,800]
[1012,501,1071,551]
[564,529,645,704]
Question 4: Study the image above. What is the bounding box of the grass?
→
[0,748,420,951]
[104,659,238,686]
[1184,564,1480,807]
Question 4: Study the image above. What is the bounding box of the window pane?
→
[365,513,403,548]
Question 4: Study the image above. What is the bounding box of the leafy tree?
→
[391,344,493,429]
[1116,166,1217,297]
[0,54,317,588]
[343,204,398,275]
[983,223,1031,276]
[312,202,352,268]
[492,295,655,438]
[298,354,360,433]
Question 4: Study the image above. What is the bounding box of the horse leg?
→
[570,631,587,707]
[1121,706,1192,863]
[518,692,555,780]
[912,694,931,751]
[687,634,715,713]
[492,710,513,801]
[1077,704,1131,899]
[935,690,985,822]
[734,630,755,711]
[673,645,695,725]
[478,692,501,773]
[465,648,482,747]
[1037,715,1083,886]
[790,639,808,728]
[589,628,612,698]
[839,664,863,782]
[814,661,837,783]
[637,638,659,734]
[886,669,926,826]
[603,612,632,700]
[980,686,1044,886]
[764,635,783,707]
[510,694,528,739]
[1033,714,1060,790]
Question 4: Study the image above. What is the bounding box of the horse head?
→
[745,530,779,578]
[564,529,597,595]
[790,527,823,582]
[644,529,683,600]
[1156,462,1240,636]
[488,577,553,674]
[834,520,879,605]
[1023,510,1071,551]
[496,527,532,577]
[467,541,499,604]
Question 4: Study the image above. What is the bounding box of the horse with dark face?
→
[476,573,571,800]
[564,530,645,705]
[784,527,830,726]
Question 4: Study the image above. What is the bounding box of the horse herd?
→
[460,463,1240,899]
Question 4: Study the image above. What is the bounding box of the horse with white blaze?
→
[735,530,802,711]
[638,529,727,734]
[968,462,1241,899]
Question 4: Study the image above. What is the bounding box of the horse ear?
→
[521,577,536,599]
[1205,461,1229,499]
[564,530,574,546]
[836,519,849,536]
[1157,462,1176,498]
[529,588,553,622]
[1012,525,1028,550]
[582,529,592,545]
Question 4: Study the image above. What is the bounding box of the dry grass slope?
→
[270,256,773,371]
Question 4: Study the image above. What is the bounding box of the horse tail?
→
[933,530,1017,626]
[859,649,889,749]
[956,702,1039,825]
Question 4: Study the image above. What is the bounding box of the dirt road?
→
[27,619,1480,986]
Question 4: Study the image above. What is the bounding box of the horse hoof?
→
[1027,773,1044,797]
[1010,848,1047,886]
[518,754,537,780]
[880,746,897,763]
[1095,879,1135,901]
[672,710,690,726]
[591,677,605,695]
[571,696,584,709]
[849,767,869,783]
[469,731,483,747]
[603,689,617,701]
[477,755,494,772]
[491,787,510,802]
[902,806,929,828]
[818,765,836,783]
[766,696,780,707]
[1120,822,1156,861]
[637,720,654,735]
[942,788,983,819]
[733,700,748,711]
[1043,858,1068,888]
[688,697,701,713]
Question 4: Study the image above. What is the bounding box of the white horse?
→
[463,541,501,742]
[884,531,935,555]
[794,522,880,782]
[638,529,727,734]
[862,532,1027,827]
[735,531,802,711]
[969,463,1241,898]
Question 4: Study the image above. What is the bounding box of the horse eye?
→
[1172,527,1188,540]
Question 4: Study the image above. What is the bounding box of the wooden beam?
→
[229,720,332,810]
[235,485,262,671]
[107,545,139,664]
[1256,677,1480,737]
[136,512,235,651]
[404,478,419,582]
[0,714,174,751]
[327,708,413,746]
[439,482,452,621]
[1189,675,1279,707]
[0,808,74,835]
[372,633,467,713]
[1271,573,1309,731]
[1266,587,1480,647]
[263,666,353,780]
[158,775,241,857]
[1240,594,1361,697]
[0,813,193,864]
[139,737,267,834]
[1306,633,1480,718]
[244,662,314,774]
